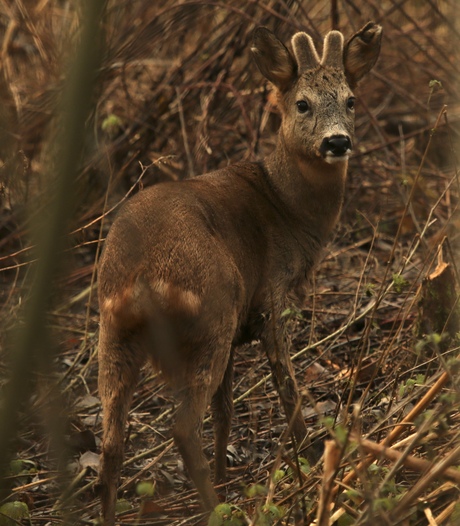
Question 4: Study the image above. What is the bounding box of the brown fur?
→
[97,23,382,524]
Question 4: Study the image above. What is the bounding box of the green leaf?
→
[321,416,335,430]
[382,478,398,496]
[365,283,376,297]
[281,308,292,318]
[429,79,442,89]
[9,460,25,476]
[392,273,409,294]
[261,503,283,519]
[298,457,311,474]
[334,424,348,446]
[0,502,29,526]
[338,512,354,526]
[136,480,155,497]
[214,503,232,517]
[245,484,268,498]
[9,459,37,476]
[208,504,244,526]
[101,114,123,138]
[344,488,361,504]
[255,504,285,525]
[448,501,460,525]
[368,463,383,475]
[115,499,132,514]
[208,512,224,526]
[373,496,397,512]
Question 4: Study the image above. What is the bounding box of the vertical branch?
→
[176,87,195,177]
[331,0,339,30]
[0,0,106,495]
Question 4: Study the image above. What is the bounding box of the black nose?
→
[320,135,352,157]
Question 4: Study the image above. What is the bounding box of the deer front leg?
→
[261,316,308,447]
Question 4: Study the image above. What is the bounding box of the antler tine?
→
[321,30,344,69]
[291,32,320,74]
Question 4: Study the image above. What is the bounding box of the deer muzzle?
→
[319,134,352,162]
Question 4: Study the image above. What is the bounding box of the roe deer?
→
[98,22,382,523]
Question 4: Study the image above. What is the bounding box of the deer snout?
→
[319,135,352,160]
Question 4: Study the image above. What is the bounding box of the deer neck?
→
[264,135,348,240]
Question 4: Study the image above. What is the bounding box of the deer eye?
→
[347,97,356,110]
[296,100,309,113]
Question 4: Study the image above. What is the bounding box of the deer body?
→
[98,23,381,523]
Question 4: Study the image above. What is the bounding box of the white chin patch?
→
[323,152,350,164]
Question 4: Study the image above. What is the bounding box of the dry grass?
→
[0,1,459,525]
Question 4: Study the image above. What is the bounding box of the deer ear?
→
[252,27,297,91]
[344,22,382,88]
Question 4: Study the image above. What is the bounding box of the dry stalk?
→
[389,442,460,521]
[176,87,195,177]
[333,357,458,500]
[350,434,460,485]
[119,441,175,491]
[316,440,342,526]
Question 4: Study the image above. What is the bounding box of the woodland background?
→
[0,1,459,525]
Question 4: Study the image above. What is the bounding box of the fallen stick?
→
[389,443,460,519]
[332,365,452,498]
[316,440,343,526]
[351,434,460,484]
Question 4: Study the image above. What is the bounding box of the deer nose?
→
[320,135,352,157]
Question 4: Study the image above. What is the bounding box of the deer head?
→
[252,23,382,165]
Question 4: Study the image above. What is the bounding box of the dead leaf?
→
[79,451,100,471]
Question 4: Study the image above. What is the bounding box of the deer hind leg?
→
[173,386,219,511]
[211,348,234,486]
[172,336,234,512]
[261,321,308,446]
[98,327,145,526]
